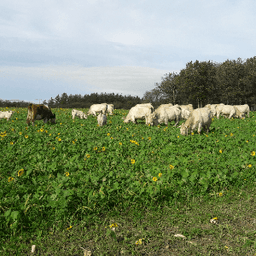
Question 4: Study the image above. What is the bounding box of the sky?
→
[1,0,256,103]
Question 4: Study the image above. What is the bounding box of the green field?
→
[1,107,256,255]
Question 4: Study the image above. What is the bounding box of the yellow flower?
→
[177,136,179,138]
[169,165,174,170]
[52,147,55,150]
[157,125,160,128]
[18,169,24,177]
[216,140,219,142]
[67,225,72,230]
[246,140,249,143]
[230,133,233,136]
[86,154,90,158]
[102,147,106,151]
[75,139,77,141]
[191,132,194,135]
[8,177,14,182]
[148,137,151,140]
[109,223,118,228]
[135,239,143,245]
[72,141,75,144]
[131,159,135,164]
[205,134,208,137]
[248,164,252,168]
[94,147,98,151]
[110,137,113,139]
[219,150,222,154]
[212,118,214,121]
[45,130,48,133]
[107,133,110,136]
[158,173,162,177]
[58,138,61,142]
[49,134,52,136]
[19,132,22,135]
[213,217,218,220]
[40,128,44,132]
[142,137,144,139]
[58,133,60,135]
[119,142,122,145]
[65,172,70,177]
[10,142,14,145]
[152,177,157,182]
[219,192,223,196]
[11,128,14,131]
[25,135,28,139]
[60,123,62,125]
[126,128,128,130]
[251,151,255,156]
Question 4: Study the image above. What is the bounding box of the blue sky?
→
[1,0,256,103]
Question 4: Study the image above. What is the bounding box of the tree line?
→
[1,56,256,110]
[143,56,256,109]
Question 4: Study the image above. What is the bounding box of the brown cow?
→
[26,104,56,126]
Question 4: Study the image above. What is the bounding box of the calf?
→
[0,111,14,121]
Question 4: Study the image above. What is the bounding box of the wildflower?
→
[19,132,22,135]
[126,128,128,130]
[11,128,14,131]
[102,147,106,151]
[109,120,112,124]
[191,132,194,135]
[151,151,154,154]
[10,142,14,145]
[135,239,143,245]
[8,177,14,182]
[60,123,62,125]
[212,118,214,121]
[157,125,160,128]
[119,142,122,145]
[219,150,222,154]
[86,154,90,158]
[225,246,228,249]
[213,217,218,220]
[110,137,113,139]
[169,165,174,170]
[25,135,28,139]
[109,223,118,228]
[49,134,52,136]
[158,173,162,178]
[107,133,110,136]
[131,159,135,164]
[205,134,208,137]
[251,151,255,156]
[40,128,44,132]
[58,138,61,142]
[94,147,98,151]
[152,177,157,182]
[216,140,219,142]
[75,139,77,141]
[52,147,55,150]
[177,136,179,138]
[246,140,249,143]
[225,135,227,137]
[230,133,233,136]
[18,169,24,177]
[58,133,60,135]
[253,135,255,137]
[219,192,223,196]
[72,141,75,144]
[148,124,150,127]
[248,164,252,168]
[45,130,48,133]
[67,226,72,230]
[148,137,151,140]
[65,172,70,177]
[142,137,144,139]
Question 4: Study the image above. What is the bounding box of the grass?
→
[1,107,256,255]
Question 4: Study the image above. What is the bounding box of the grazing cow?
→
[106,104,114,115]
[147,105,182,126]
[72,109,87,119]
[26,104,56,126]
[87,103,108,116]
[234,104,250,118]
[97,111,107,126]
[123,105,153,124]
[179,108,212,135]
[218,105,244,119]
[0,111,14,121]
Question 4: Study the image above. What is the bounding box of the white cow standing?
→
[179,108,212,135]
[72,109,87,119]
[97,111,107,126]
[234,104,250,118]
[87,103,108,116]
[0,111,14,121]
[123,106,153,124]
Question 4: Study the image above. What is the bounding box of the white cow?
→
[219,105,244,119]
[234,104,250,118]
[97,111,107,126]
[0,111,14,121]
[147,105,182,126]
[72,109,87,119]
[179,104,193,112]
[216,104,226,119]
[123,106,153,124]
[106,104,114,115]
[87,103,108,116]
[179,108,212,135]
[204,104,217,117]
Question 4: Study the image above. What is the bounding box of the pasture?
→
[1,107,256,255]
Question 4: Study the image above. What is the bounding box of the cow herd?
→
[0,102,250,135]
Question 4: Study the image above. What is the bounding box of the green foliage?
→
[1,107,256,242]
